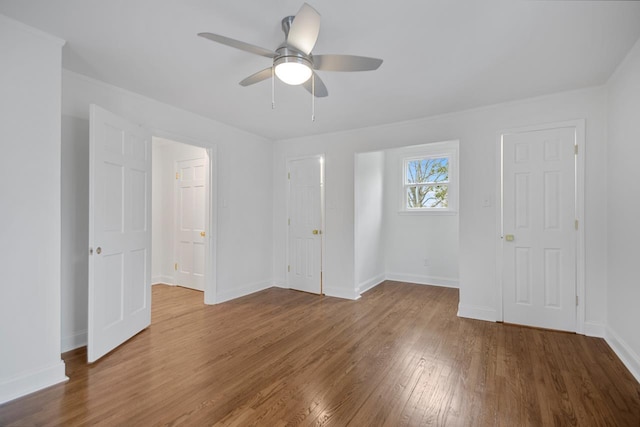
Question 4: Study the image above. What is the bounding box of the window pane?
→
[406,157,449,184]
[407,185,448,208]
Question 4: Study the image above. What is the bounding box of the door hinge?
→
[288,218,290,226]
[575,219,579,230]
[574,145,578,155]
[174,263,178,271]
[175,172,180,180]
[288,265,291,273]
[287,172,290,180]
[576,295,579,306]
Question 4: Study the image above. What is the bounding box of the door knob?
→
[200,231,206,237]
[96,247,102,254]
[312,229,321,235]
[504,234,514,242]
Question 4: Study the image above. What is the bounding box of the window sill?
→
[397,209,458,216]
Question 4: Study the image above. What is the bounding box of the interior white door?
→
[175,157,207,291]
[88,105,151,363]
[288,157,323,294]
[502,126,576,331]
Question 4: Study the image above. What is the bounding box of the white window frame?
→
[399,141,458,215]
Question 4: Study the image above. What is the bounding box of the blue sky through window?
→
[406,157,449,184]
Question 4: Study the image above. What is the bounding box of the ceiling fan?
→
[197,2,383,98]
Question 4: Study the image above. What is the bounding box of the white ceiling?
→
[2,1,640,140]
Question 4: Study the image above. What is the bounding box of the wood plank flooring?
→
[1,282,639,426]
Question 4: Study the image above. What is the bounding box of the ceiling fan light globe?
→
[275,61,312,85]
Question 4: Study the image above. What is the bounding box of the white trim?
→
[397,210,458,216]
[151,276,176,285]
[61,330,87,352]
[574,122,586,334]
[385,273,459,289]
[357,273,386,295]
[495,134,504,321]
[215,281,273,304]
[206,146,218,304]
[323,286,360,300]
[605,327,640,384]
[497,119,586,334]
[0,361,68,405]
[583,321,606,338]
[457,303,498,322]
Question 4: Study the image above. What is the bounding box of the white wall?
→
[354,151,386,293]
[151,140,170,284]
[0,15,67,404]
[151,138,207,285]
[605,37,640,381]
[60,115,90,352]
[60,70,274,350]
[383,143,459,288]
[273,87,607,329]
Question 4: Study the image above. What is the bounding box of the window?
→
[401,141,457,213]
[404,156,449,209]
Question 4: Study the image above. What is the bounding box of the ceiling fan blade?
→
[302,72,328,98]
[312,55,383,72]
[239,67,273,86]
[198,32,276,58]
[286,3,321,55]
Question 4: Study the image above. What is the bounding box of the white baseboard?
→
[583,321,606,338]
[0,360,68,404]
[605,327,640,384]
[61,329,87,352]
[385,273,459,288]
[152,276,175,286]
[357,273,386,295]
[272,280,288,289]
[215,280,273,304]
[457,303,497,322]
[323,286,360,300]
[271,281,361,300]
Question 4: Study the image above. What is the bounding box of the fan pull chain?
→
[271,67,275,109]
[311,73,315,122]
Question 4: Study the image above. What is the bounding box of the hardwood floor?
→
[1,282,639,426]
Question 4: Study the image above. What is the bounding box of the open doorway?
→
[151,137,210,296]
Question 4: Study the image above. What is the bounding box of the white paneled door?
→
[175,157,207,291]
[88,105,151,363]
[502,126,577,331]
[288,156,324,294]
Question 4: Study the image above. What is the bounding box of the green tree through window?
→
[405,157,449,208]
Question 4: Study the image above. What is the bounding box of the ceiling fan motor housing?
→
[274,46,313,68]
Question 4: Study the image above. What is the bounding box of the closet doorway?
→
[152,137,210,293]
